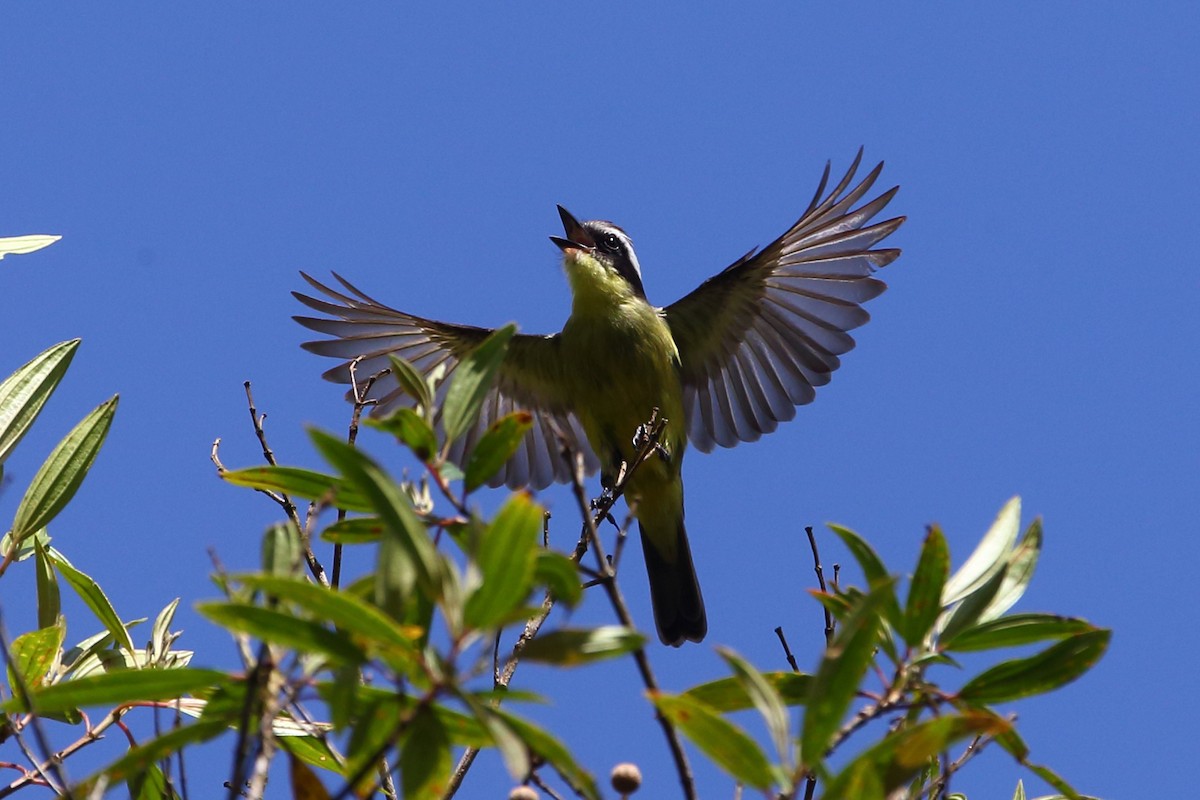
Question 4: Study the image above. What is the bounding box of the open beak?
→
[550,205,594,252]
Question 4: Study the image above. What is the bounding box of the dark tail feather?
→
[639,520,707,646]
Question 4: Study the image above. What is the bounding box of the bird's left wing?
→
[293,272,599,490]
[663,150,905,452]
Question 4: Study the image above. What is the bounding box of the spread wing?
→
[293,272,599,490]
[663,149,905,452]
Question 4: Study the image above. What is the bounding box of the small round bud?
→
[508,787,538,800]
[610,762,642,795]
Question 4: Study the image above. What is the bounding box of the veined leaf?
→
[717,647,792,772]
[943,613,1096,652]
[47,549,136,654]
[196,601,366,666]
[221,465,372,512]
[943,497,1021,605]
[442,325,516,444]
[367,407,437,461]
[464,492,542,629]
[464,412,533,492]
[11,395,117,542]
[5,667,228,714]
[0,339,78,466]
[903,525,949,646]
[520,626,644,666]
[654,692,775,790]
[958,629,1111,704]
[684,671,811,711]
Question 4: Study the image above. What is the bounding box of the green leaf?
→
[262,522,303,577]
[716,647,792,770]
[980,518,1042,623]
[196,601,366,666]
[367,407,437,461]
[1022,761,1085,800]
[460,695,530,781]
[829,524,901,630]
[903,525,949,646]
[520,626,645,666]
[464,492,542,628]
[319,516,384,544]
[943,496,1021,605]
[0,528,50,564]
[492,708,600,800]
[81,718,228,789]
[937,559,1009,643]
[464,412,533,492]
[5,667,227,714]
[234,574,419,659]
[0,339,78,466]
[801,580,893,769]
[47,549,136,654]
[279,734,344,777]
[534,550,582,607]
[822,711,1010,798]
[958,629,1111,704]
[684,672,811,711]
[0,234,62,259]
[400,706,452,800]
[6,625,64,704]
[34,538,61,630]
[654,692,775,790]
[309,430,442,611]
[221,465,371,512]
[149,598,181,665]
[130,763,177,800]
[10,395,117,542]
[943,613,1096,652]
[441,324,516,444]
[386,354,435,421]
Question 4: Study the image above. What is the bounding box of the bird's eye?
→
[600,232,621,252]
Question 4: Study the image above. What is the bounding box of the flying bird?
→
[293,150,904,646]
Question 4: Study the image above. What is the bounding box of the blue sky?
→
[4,4,1198,797]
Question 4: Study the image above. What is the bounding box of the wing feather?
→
[293,272,599,489]
[664,150,904,452]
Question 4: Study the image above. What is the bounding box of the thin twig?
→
[804,527,835,646]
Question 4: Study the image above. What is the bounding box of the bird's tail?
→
[639,518,707,646]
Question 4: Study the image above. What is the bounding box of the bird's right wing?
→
[293,272,599,490]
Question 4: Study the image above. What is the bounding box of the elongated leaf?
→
[367,407,437,461]
[534,550,582,607]
[829,524,901,630]
[130,763,176,800]
[520,626,645,666]
[980,518,1042,623]
[801,581,893,769]
[81,718,228,788]
[289,752,333,800]
[387,354,434,421]
[654,692,775,790]
[279,734,344,776]
[943,613,1095,652]
[196,601,366,666]
[34,538,61,629]
[234,574,419,656]
[492,708,600,800]
[464,412,533,492]
[943,496,1021,605]
[262,522,303,577]
[684,672,811,711]
[0,339,78,466]
[400,706,452,800]
[5,667,227,714]
[221,466,371,512]
[460,695,530,781]
[6,625,64,703]
[822,711,1011,798]
[309,430,442,609]
[903,526,949,646]
[149,598,181,665]
[320,516,384,544]
[0,234,61,259]
[11,395,117,542]
[937,560,1009,643]
[442,325,516,444]
[47,550,136,654]
[717,647,792,770]
[464,492,541,628]
[958,629,1111,704]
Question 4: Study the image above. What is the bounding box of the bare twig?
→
[804,527,835,646]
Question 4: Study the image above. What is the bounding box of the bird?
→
[293,150,904,646]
